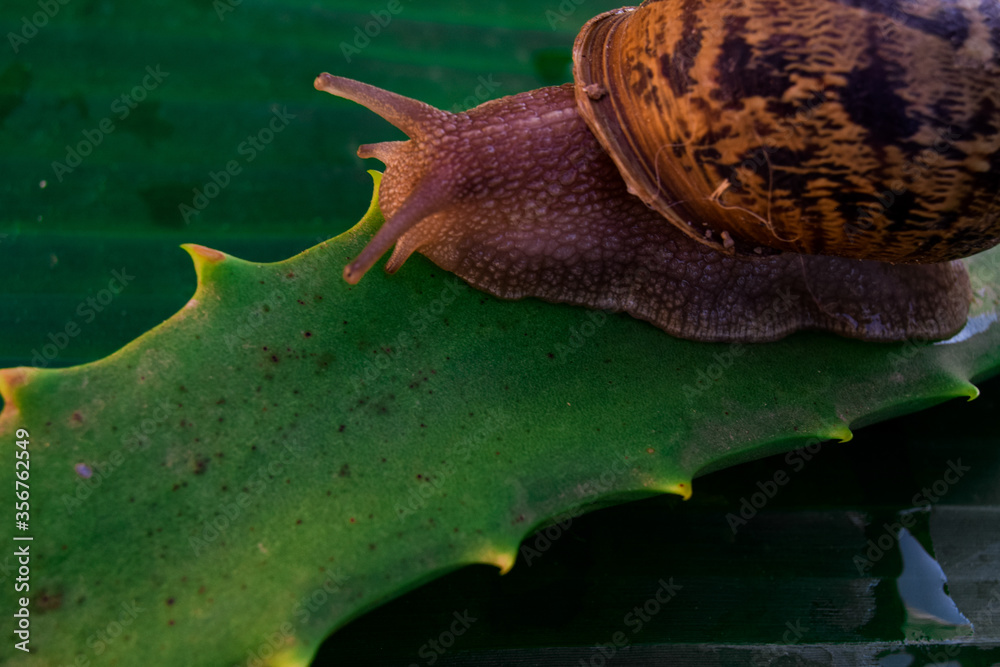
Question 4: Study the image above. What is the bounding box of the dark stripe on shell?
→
[831,0,970,46]
[839,24,920,149]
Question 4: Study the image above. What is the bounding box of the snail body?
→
[315,0,1000,342]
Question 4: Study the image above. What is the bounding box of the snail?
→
[315,0,1000,342]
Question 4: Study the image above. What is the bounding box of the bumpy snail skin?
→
[315,74,971,342]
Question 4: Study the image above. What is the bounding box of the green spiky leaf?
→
[2,174,999,666]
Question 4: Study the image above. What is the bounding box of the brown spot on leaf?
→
[35,589,63,613]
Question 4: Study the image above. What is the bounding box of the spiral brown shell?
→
[573,0,1000,263]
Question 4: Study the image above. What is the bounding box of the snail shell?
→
[573,0,1000,263]
[314,0,999,342]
